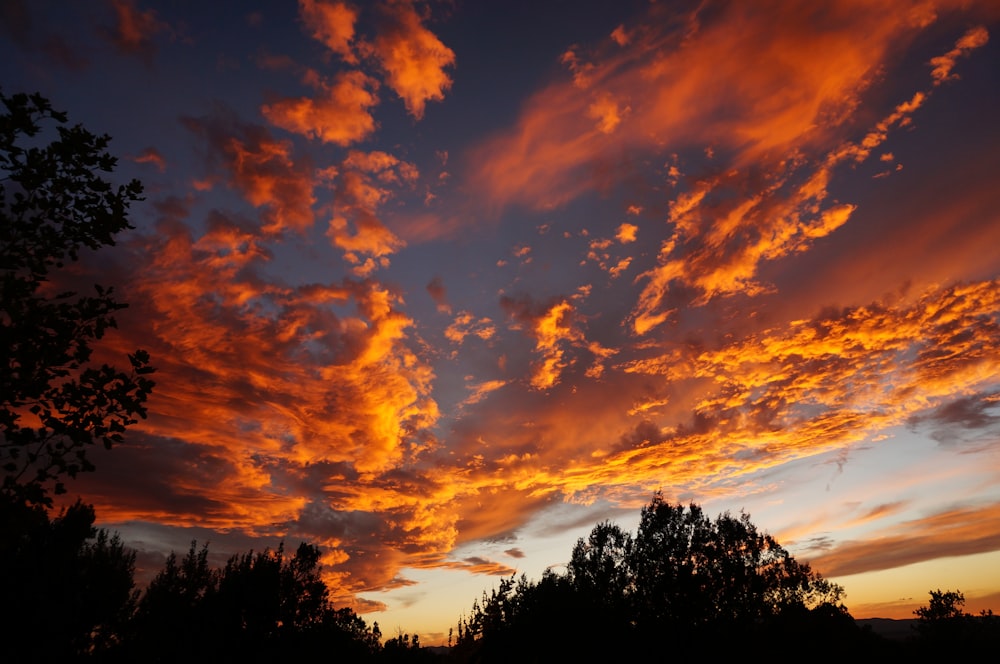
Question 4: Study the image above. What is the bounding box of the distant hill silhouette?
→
[856,618,915,641]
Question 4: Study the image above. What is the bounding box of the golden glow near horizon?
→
[8,0,999,645]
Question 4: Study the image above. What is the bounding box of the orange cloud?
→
[66,208,441,530]
[87,275,999,606]
[586,91,628,134]
[419,556,518,577]
[461,380,508,408]
[501,296,588,391]
[108,0,167,63]
[468,2,910,211]
[131,146,166,172]
[626,21,993,335]
[299,0,359,62]
[325,149,417,272]
[432,276,999,528]
[930,25,989,84]
[560,47,595,89]
[809,503,1000,577]
[444,311,496,347]
[584,231,634,279]
[72,221,446,594]
[262,69,379,146]
[617,280,1000,477]
[610,25,629,47]
[616,222,638,243]
[183,111,317,235]
[344,149,419,184]
[368,0,455,119]
[463,1,996,247]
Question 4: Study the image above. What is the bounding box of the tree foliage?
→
[126,541,384,661]
[455,493,860,660]
[626,495,844,636]
[0,498,137,659]
[913,588,1000,651]
[0,91,154,504]
[1,513,428,661]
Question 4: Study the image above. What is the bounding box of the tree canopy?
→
[0,91,154,504]
[125,541,384,661]
[913,588,1000,652]
[0,498,137,660]
[623,495,844,633]
[454,493,863,660]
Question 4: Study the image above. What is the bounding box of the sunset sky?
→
[4,0,1000,644]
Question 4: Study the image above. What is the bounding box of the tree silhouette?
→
[912,588,1000,652]
[125,542,217,659]
[454,493,861,660]
[0,91,154,505]
[627,494,845,648]
[567,520,632,603]
[126,540,384,660]
[0,499,137,660]
[0,90,153,663]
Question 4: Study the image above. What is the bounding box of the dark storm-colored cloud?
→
[69,433,242,524]
[907,393,1000,444]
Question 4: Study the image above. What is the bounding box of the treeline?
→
[4,492,999,662]
[450,496,1000,660]
[0,495,433,662]
[452,495,865,661]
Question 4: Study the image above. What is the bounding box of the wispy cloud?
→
[810,503,1000,577]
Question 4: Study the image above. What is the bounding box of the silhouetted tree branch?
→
[1,91,154,505]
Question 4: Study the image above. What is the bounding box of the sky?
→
[3,0,1000,645]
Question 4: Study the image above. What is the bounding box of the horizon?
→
[3,0,999,644]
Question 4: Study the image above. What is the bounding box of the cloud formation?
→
[262,70,379,146]
[368,0,455,119]
[15,0,999,639]
[296,0,456,121]
[107,0,167,63]
[810,503,1000,578]
[299,0,359,62]
[183,109,318,235]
